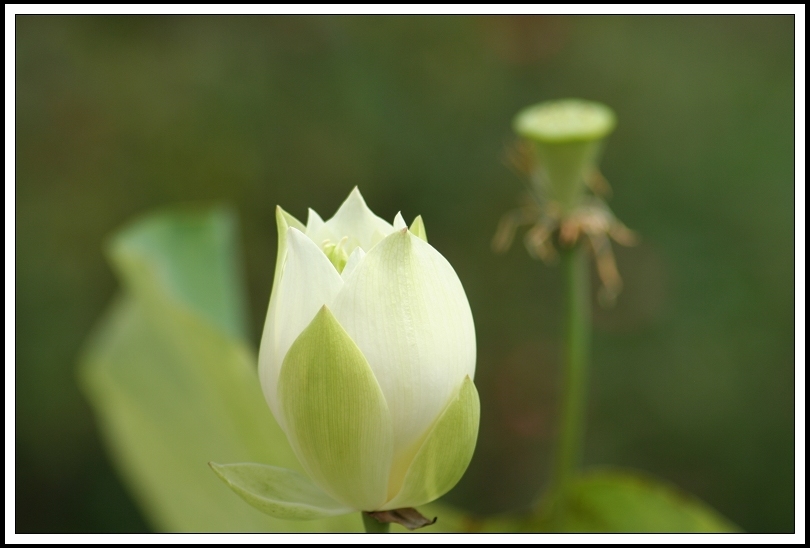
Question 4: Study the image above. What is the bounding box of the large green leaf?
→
[527,468,740,532]
[105,206,249,341]
[78,207,361,532]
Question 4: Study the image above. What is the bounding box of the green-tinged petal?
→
[279,306,393,511]
[409,215,428,243]
[258,228,344,424]
[382,376,480,510]
[330,229,476,489]
[210,462,353,520]
[325,187,394,252]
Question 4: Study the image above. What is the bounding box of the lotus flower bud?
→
[212,188,479,525]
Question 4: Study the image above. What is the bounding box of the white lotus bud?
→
[212,188,479,521]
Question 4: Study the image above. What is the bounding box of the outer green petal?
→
[210,462,353,520]
[409,215,428,242]
[279,306,393,511]
[330,229,475,496]
[381,376,480,510]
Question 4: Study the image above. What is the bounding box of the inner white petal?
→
[324,187,394,252]
[341,247,366,281]
[392,212,407,230]
[305,208,335,248]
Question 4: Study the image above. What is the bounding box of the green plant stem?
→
[362,512,390,533]
[553,244,591,500]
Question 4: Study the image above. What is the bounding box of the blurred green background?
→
[15,16,794,532]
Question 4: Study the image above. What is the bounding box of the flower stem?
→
[362,512,390,533]
[552,244,591,502]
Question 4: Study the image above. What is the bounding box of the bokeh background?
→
[15,16,795,532]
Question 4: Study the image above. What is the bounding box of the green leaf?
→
[279,306,393,511]
[78,207,361,532]
[530,468,741,532]
[105,206,249,341]
[383,376,480,510]
[409,215,428,242]
[209,462,352,520]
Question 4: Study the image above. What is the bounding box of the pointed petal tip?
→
[284,226,298,243]
[409,215,428,242]
[345,186,374,209]
[393,211,407,230]
[380,226,412,242]
[276,206,306,234]
[315,304,338,323]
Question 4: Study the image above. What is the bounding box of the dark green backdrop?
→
[16,15,795,532]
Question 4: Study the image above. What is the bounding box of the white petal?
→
[259,227,344,425]
[341,247,366,281]
[258,207,305,427]
[392,211,407,230]
[306,208,325,233]
[325,187,394,252]
[330,229,476,487]
[305,208,334,248]
[269,206,306,298]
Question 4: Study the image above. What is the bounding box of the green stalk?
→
[552,244,591,502]
[362,512,390,533]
